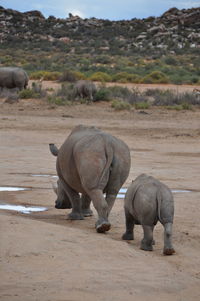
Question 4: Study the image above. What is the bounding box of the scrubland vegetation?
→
[13,81,199,111]
[1,49,199,85]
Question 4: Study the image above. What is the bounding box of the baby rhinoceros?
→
[122,174,175,255]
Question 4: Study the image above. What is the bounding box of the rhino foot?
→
[96,222,111,233]
[163,248,175,256]
[67,212,84,220]
[55,202,71,209]
[140,240,153,251]
[82,209,93,217]
[122,232,134,240]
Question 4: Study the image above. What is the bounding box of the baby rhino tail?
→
[49,143,59,156]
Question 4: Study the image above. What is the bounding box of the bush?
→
[164,56,179,66]
[107,85,132,99]
[94,87,111,101]
[30,71,61,80]
[111,100,131,110]
[179,92,200,105]
[89,72,112,82]
[165,105,184,111]
[19,88,39,99]
[134,102,150,110]
[106,85,148,105]
[141,71,169,84]
[47,96,72,106]
[31,82,47,97]
[47,83,94,105]
[144,88,162,97]
[112,72,141,83]
[59,70,85,82]
[181,103,193,110]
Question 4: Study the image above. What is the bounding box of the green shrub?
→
[112,72,141,83]
[89,72,112,82]
[107,85,147,105]
[144,88,162,96]
[181,103,193,110]
[111,100,131,110]
[59,70,85,82]
[47,96,72,106]
[107,85,132,98]
[31,82,47,97]
[94,87,111,101]
[134,102,150,110]
[141,71,169,84]
[164,56,179,66]
[30,71,61,80]
[165,105,184,111]
[19,88,39,99]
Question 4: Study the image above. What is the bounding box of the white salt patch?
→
[0,187,29,192]
[31,174,58,178]
[119,188,127,194]
[117,193,125,199]
[0,204,47,214]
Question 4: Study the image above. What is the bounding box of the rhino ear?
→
[49,143,59,156]
[52,182,58,195]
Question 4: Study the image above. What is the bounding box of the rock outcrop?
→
[0,6,199,53]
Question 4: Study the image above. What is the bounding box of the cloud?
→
[68,9,85,18]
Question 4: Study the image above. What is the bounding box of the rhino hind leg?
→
[88,189,111,233]
[81,194,93,217]
[140,225,154,251]
[63,184,84,220]
[122,208,134,240]
[55,198,72,209]
[67,198,84,220]
[163,222,175,255]
[67,195,84,220]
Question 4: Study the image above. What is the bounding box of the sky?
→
[1,0,200,20]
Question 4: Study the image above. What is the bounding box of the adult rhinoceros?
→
[0,67,29,90]
[73,80,97,101]
[49,125,131,233]
[122,174,175,255]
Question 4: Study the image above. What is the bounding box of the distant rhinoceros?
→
[122,174,175,255]
[73,80,97,101]
[49,125,131,233]
[0,67,29,90]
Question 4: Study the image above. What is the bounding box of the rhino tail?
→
[98,142,114,186]
[49,143,59,156]
[156,189,162,223]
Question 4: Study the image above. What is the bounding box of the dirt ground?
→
[0,83,200,301]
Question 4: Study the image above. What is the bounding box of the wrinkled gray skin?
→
[73,80,97,101]
[0,67,29,90]
[49,125,131,233]
[122,174,175,255]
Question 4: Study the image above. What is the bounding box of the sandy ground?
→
[0,83,200,301]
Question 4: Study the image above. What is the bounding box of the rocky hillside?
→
[0,6,200,55]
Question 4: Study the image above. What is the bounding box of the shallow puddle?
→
[31,174,58,179]
[0,187,29,192]
[117,188,192,199]
[117,193,125,199]
[0,204,47,214]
